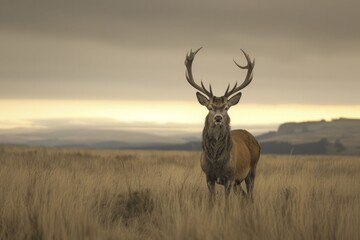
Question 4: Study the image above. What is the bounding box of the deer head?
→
[185,48,255,127]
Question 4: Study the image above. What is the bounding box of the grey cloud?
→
[0,0,359,104]
[2,0,359,46]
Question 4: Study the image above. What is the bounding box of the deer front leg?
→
[223,176,233,205]
[206,176,215,206]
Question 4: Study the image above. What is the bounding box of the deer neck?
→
[202,115,232,166]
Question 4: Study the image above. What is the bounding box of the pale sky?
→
[1,0,359,131]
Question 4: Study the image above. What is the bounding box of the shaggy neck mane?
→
[202,115,232,168]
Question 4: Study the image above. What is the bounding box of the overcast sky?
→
[1,0,359,105]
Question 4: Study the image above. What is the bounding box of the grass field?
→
[0,146,359,240]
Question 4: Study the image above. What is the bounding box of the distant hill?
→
[0,128,193,149]
[257,118,360,155]
[0,118,359,155]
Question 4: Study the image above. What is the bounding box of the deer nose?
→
[214,115,223,122]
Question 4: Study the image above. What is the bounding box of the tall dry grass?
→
[0,145,359,239]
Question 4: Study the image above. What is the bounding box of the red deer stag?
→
[185,47,260,202]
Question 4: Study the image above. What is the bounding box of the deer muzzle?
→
[214,114,223,125]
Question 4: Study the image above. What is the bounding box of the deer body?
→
[185,48,260,200]
[201,129,260,197]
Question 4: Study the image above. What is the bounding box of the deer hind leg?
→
[245,167,256,201]
[233,179,247,197]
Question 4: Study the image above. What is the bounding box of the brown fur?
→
[200,107,261,200]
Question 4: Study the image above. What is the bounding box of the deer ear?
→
[228,92,242,106]
[196,92,209,106]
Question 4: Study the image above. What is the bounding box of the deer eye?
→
[224,106,229,111]
[208,106,213,111]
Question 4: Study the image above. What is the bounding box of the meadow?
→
[0,145,359,240]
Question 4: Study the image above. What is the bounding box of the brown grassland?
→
[0,145,359,240]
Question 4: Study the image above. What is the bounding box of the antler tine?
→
[200,81,214,96]
[224,82,237,97]
[185,47,213,98]
[225,83,230,95]
[209,84,213,96]
[224,49,255,98]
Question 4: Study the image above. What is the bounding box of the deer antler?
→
[185,47,213,98]
[224,49,255,98]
